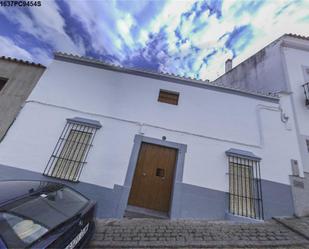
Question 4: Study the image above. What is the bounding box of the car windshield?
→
[0,185,88,248]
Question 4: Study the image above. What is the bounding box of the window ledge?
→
[225,148,261,161]
[225,212,264,223]
[67,117,102,129]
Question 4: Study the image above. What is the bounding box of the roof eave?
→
[54,52,279,103]
[0,56,45,68]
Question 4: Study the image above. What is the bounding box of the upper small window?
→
[43,117,101,182]
[158,89,179,105]
[306,140,309,152]
[0,77,8,92]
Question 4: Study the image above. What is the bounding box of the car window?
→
[0,187,88,248]
[0,212,48,247]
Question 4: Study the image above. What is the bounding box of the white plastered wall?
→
[0,59,303,192]
[282,46,309,173]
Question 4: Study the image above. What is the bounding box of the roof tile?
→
[0,55,45,68]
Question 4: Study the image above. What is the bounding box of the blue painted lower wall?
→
[172,183,228,219]
[0,164,121,218]
[169,180,295,220]
[0,164,295,220]
[262,179,295,219]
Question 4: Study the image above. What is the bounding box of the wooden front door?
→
[128,142,177,213]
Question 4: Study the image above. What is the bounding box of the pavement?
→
[273,217,309,241]
[88,216,309,248]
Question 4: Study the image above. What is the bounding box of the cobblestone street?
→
[89,217,309,248]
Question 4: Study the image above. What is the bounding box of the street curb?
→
[272,217,309,242]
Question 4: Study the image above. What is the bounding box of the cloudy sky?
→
[1,0,309,80]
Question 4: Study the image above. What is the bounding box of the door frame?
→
[116,134,187,219]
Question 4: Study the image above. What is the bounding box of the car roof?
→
[0,180,65,206]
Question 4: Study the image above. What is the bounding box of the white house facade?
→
[0,50,305,220]
[214,34,309,216]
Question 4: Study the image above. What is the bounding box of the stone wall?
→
[0,59,45,140]
[290,172,309,217]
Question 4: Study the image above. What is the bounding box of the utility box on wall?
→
[290,173,309,217]
[291,159,300,176]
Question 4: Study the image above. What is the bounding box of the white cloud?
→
[0,36,33,61]
[116,13,135,47]
[31,47,52,65]
[1,0,308,81]
[0,0,85,55]
[65,0,133,58]
[62,0,309,81]
[228,0,309,72]
[0,36,51,65]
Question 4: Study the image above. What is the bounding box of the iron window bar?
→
[226,149,264,220]
[43,117,101,182]
[302,82,309,106]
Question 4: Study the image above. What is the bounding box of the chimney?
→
[225,59,232,73]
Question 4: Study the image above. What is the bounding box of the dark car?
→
[0,180,96,249]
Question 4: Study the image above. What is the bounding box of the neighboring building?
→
[0,56,45,141]
[0,50,303,221]
[213,34,309,216]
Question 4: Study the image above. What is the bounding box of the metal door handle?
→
[142,172,146,176]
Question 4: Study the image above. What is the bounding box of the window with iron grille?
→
[226,149,264,220]
[0,77,8,92]
[43,117,101,182]
[158,89,179,105]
